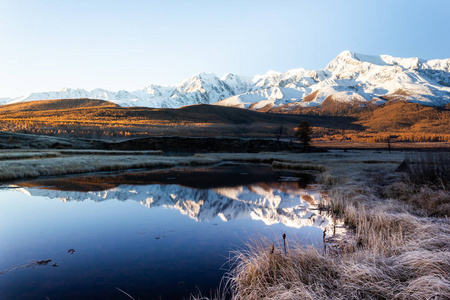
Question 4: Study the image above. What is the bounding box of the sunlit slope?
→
[0,99,361,138]
[0,98,119,112]
[0,98,448,143]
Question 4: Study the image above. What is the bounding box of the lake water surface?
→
[0,163,329,299]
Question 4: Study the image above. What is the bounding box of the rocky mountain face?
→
[217,51,450,109]
[3,51,449,109]
[2,73,253,109]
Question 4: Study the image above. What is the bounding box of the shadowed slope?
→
[0,99,362,139]
[0,98,448,144]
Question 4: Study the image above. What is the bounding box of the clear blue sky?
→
[0,0,449,97]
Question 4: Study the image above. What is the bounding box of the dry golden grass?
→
[215,214,450,299]
[0,98,449,149]
[274,100,450,144]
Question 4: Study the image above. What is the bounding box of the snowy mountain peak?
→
[3,51,450,109]
[328,51,431,72]
[220,72,238,81]
[254,70,283,82]
[326,51,388,73]
[180,73,219,91]
[329,50,433,71]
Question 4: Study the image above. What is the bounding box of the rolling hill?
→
[0,98,448,145]
[0,98,362,139]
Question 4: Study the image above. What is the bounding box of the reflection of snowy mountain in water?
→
[17,184,329,229]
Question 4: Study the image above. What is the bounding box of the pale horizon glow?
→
[0,0,449,98]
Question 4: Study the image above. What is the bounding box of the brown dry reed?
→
[386,152,450,217]
[403,152,450,190]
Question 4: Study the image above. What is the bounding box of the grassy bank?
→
[0,149,402,182]
[0,151,219,182]
[195,151,450,300]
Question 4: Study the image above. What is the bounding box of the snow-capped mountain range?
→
[2,51,450,109]
[15,183,330,229]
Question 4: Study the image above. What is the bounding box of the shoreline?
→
[0,149,407,183]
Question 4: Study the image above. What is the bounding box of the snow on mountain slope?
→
[15,183,330,229]
[218,87,309,109]
[216,51,450,108]
[0,98,11,105]
[4,51,450,109]
[6,73,253,109]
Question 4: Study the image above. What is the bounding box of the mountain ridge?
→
[2,51,450,109]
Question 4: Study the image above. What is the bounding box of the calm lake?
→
[0,163,329,299]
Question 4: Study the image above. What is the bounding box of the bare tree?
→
[274,125,284,142]
[386,136,391,153]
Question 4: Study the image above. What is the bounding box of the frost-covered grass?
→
[196,151,405,182]
[0,154,219,182]
[192,150,450,300]
[0,149,406,183]
[0,151,61,161]
[271,161,325,172]
[218,187,450,300]
[57,149,163,156]
[220,227,450,299]
[196,150,406,166]
[0,149,162,157]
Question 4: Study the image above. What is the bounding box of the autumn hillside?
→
[0,98,448,145]
[0,98,360,139]
[270,99,450,143]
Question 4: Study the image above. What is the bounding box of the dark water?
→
[0,164,328,300]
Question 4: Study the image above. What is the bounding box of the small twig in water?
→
[115,287,135,300]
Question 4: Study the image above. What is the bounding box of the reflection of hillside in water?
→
[16,181,329,229]
[13,164,329,228]
[15,164,315,191]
